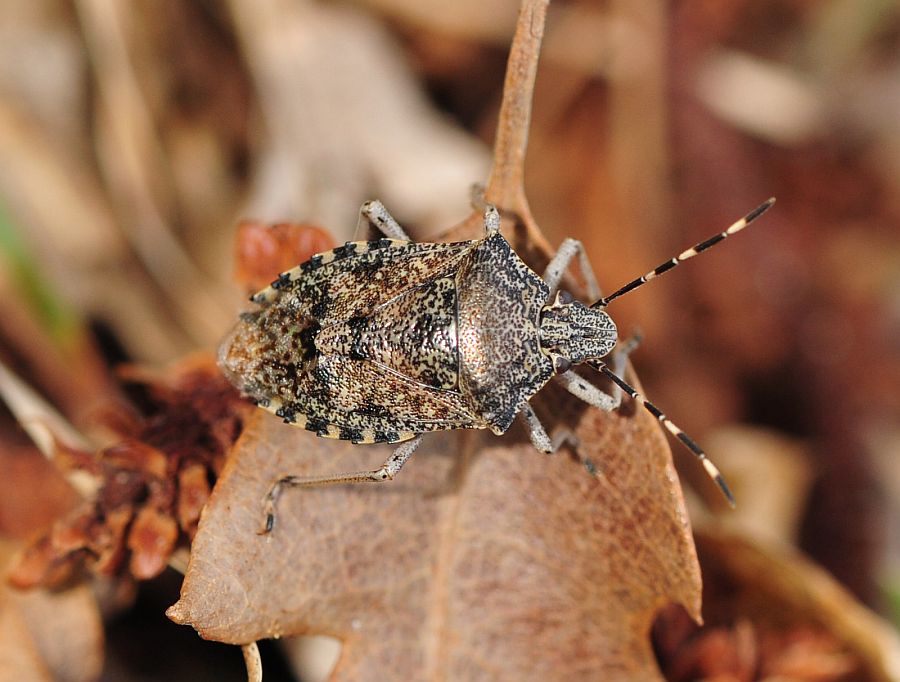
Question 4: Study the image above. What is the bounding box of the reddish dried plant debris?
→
[127,506,179,580]
[8,355,252,589]
[655,607,859,682]
[176,462,211,536]
[234,220,335,293]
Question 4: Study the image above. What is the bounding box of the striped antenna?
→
[593,198,775,308]
[594,363,736,506]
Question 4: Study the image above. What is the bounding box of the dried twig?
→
[0,360,99,498]
[484,0,548,223]
[242,642,263,682]
[445,0,553,254]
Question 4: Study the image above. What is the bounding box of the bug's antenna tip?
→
[702,458,736,507]
[746,197,777,223]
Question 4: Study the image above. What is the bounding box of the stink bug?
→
[219,198,775,532]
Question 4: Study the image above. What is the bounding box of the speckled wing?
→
[315,274,460,391]
[272,353,482,443]
[249,239,475,320]
[220,238,485,443]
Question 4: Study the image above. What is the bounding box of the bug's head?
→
[539,291,618,371]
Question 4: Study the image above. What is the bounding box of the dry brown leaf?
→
[171,7,703,673]
[169,4,710,679]
[126,505,179,580]
[658,613,860,682]
[169,368,701,680]
[0,445,81,540]
[227,0,488,236]
[9,582,105,682]
[655,528,900,682]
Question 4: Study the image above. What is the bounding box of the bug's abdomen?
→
[316,276,459,390]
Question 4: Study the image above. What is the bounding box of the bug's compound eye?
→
[556,290,574,305]
[554,356,572,374]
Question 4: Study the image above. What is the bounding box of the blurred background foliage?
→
[0,0,899,680]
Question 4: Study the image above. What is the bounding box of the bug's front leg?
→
[542,238,602,301]
[261,435,423,534]
[356,200,412,241]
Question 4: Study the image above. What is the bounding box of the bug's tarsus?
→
[594,363,736,507]
[593,198,776,308]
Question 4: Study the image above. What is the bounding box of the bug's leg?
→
[557,333,642,411]
[519,402,575,454]
[261,435,423,534]
[555,370,621,412]
[356,200,412,241]
[520,403,612,478]
[469,183,487,211]
[542,238,602,301]
[482,204,501,235]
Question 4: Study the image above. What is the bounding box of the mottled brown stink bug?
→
[219,198,775,532]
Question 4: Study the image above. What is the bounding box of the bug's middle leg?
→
[520,335,641,468]
[261,435,423,534]
[518,401,575,454]
[356,200,412,241]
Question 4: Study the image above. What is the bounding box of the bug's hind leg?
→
[261,435,423,534]
[356,200,412,241]
[542,238,602,301]
[556,333,642,411]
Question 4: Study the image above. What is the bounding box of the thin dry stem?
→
[445,0,553,254]
[484,0,548,221]
[0,360,99,498]
[242,642,263,682]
